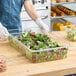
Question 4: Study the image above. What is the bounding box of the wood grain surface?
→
[0,31,76,76]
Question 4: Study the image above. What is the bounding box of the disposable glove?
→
[35,18,49,34]
[0,23,9,40]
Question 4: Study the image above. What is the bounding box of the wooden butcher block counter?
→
[0,31,76,76]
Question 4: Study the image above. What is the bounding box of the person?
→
[0,0,49,40]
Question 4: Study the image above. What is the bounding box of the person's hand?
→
[39,23,49,34]
[35,18,49,34]
[0,23,9,40]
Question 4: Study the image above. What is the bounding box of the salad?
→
[18,32,61,50]
[9,32,68,63]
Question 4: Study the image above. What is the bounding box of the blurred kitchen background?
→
[20,0,50,33]
[51,0,76,31]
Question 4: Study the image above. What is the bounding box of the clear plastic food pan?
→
[64,25,76,41]
[8,31,68,63]
[0,55,11,72]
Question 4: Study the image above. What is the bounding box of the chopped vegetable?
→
[0,59,7,72]
[9,32,68,63]
[18,32,61,50]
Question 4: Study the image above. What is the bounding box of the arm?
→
[24,1,39,21]
[24,1,49,34]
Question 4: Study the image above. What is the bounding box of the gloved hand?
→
[0,23,9,40]
[35,18,49,34]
